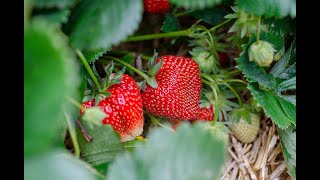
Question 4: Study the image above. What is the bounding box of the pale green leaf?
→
[236,0,296,18]
[107,123,227,180]
[34,9,70,28]
[161,14,180,32]
[24,19,80,156]
[34,0,77,9]
[67,0,143,50]
[24,150,102,180]
[169,0,222,10]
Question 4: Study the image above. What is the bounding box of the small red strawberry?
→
[141,55,211,121]
[81,74,144,142]
[198,106,214,121]
[144,0,170,14]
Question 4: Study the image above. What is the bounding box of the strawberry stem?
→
[207,19,233,32]
[76,120,93,142]
[64,112,80,158]
[75,49,102,90]
[104,56,151,81]
[256,16,261,43]
[126,29,191,42]
[66,96,86,112]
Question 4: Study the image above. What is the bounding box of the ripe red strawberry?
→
[198,106,214,121]
[141,55,209,120]
[81,74,144,142]
[144,0,170,14]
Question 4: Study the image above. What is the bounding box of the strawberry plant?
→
[24,0,296,179]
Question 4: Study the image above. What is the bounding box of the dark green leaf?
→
[77,125,124,166]
[236,0,296,18]
[236,43,277,90]
[24,19,80,156]
[190,7,228,26]
[277,76,296,92]
[278,63,296,79]
[161,14,180,32]
[260,31,284,52]
[91,63,102,83]
[107,123,227,180]
[169,0,222,10]
[277,96,296,126]
[270,45,292,77]
[247,83,292,129]
[277,125,296,179]
[67,0,143,50]
[24,150,102,180]
[84,49,110,64]
[267,17,296,36]
[34,0,77,9]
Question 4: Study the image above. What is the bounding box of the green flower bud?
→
[248,41,276,67]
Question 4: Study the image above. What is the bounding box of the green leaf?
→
[169,0,222,10]
[24,150,103,180]
[279,63,296,79]
[67,0,143,50]
[279,94,295,106]
[270,45,292,77]
[236,0,296,18]
[81,107,107,129]
[190,7,228,26]
[77,124,124,166]
[107,123,227,180]
[24,0,33,26]
[34,0,77,9]
[260,31,284,52]
[24,19,80,156]
[122,138,147,152]
[277,76,296,92]
[34,9,70,28]
[236,43,277,90]
[84,49,110,64]
[277,96,296,126]
[161,14,180,33]
[267,17,296,36]
[247,83,292,129]
[277,125,296,179]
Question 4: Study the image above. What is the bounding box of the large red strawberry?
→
[144,0,170,14]
[81,74,144,142]
[141,55,213,121]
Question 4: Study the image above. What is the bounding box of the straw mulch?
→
[220,118,291,180]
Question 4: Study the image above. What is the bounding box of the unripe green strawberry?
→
[230,113,260,143]
[248,41,276,67]
[203,121,230,143]
[189,48,218,74]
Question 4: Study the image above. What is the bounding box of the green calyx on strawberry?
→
[225,6,268,38]
[202,121,230,143]
[137,50,164,90]
[248,40,277,67]
[80,62,144,142]
[228,106,260,143]
[141,55,214,121]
